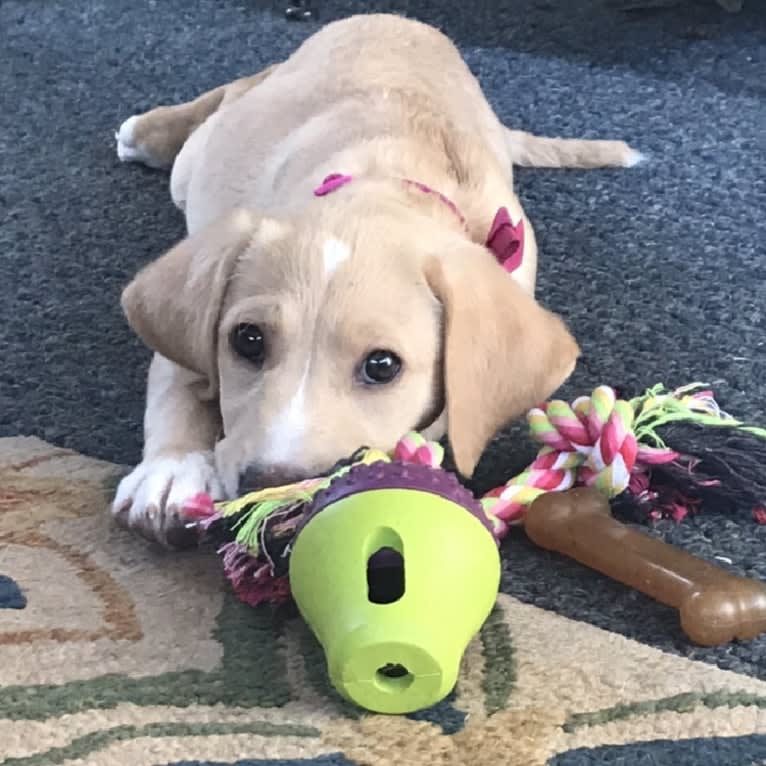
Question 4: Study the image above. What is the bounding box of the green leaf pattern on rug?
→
[564,689,766,733]
[0,595,291,720]
[479,600,516,714]
[0,721,320,766]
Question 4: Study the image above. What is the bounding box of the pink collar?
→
[314,173,524,274]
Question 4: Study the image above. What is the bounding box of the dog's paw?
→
[112,451,224,548]
[115,115,164,168]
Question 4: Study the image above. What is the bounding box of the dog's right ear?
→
[121,209,258,393]
[425,244,580,478]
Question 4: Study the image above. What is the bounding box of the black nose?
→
[238,464,309,494]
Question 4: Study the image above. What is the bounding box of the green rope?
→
[219,457,379,555]
[630,383,766,449]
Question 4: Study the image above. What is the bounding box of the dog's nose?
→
[238,464,309,494]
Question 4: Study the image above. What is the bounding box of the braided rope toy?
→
[186,382,766,607]
[481,382,765,533]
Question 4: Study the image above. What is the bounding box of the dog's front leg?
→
[112,353,223,547]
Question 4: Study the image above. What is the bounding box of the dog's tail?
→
[504,128,644,169]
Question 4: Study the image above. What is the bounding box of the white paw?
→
[115,115,162,168]
[112,451,224,547]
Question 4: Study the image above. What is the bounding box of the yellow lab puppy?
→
[114,14,640,545]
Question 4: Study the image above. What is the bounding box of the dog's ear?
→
[121,209,258,393]
[425,245,580,477]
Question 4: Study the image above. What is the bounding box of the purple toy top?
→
[299,460,498,540]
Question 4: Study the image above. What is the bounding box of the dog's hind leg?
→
[115,65,279,170]
[504,128,644,169]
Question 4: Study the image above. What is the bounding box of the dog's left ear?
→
[121,209,259,394]
[425,245,580,477]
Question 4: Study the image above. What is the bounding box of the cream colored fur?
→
[112,14,639,545]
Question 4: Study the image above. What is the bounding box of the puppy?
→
[113,13,640,546]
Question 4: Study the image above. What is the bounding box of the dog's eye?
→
[361,350,402,385]
[230,323,266,364]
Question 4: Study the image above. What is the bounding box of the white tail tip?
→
[624,148,647,168]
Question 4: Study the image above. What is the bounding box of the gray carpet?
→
[1,0,765,716]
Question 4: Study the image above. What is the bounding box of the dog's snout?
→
[238,464,309,494]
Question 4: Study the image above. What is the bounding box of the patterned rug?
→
[3,436,766,766]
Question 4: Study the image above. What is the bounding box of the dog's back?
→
[177,14,510,230]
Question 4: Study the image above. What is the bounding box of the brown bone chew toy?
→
[524,487,766,647]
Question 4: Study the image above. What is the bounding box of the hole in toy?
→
[378,663,409,678]
[376,663,414,691]
[367,547,405,604]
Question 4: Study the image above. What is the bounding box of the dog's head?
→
[121,179,579,496]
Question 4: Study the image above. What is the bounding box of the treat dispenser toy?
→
[288,461,501,714]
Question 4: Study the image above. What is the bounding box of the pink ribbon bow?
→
[486,206,524,274]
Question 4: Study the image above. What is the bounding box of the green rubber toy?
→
[289,461,502,714]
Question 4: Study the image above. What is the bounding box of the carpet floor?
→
[1,0,765,764]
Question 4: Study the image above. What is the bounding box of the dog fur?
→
[113,14,640,546]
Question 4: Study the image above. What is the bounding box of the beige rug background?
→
[2,435,766,766]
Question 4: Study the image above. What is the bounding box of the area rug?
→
[3,436,766,766]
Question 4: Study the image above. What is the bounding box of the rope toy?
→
[185,382,766,608]
[481,382,766,533]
